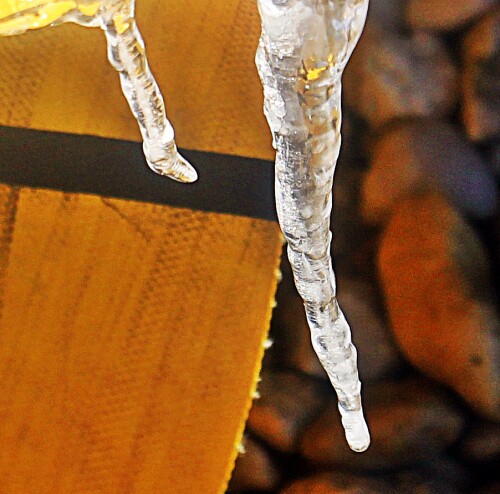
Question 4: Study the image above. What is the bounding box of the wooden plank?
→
[0,186,281,493]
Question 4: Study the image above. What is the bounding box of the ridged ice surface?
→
[256,0,370,452]
[0,0,196,183]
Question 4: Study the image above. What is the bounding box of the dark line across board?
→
[0,126,277,222]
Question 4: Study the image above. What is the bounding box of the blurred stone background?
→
[228,1,500,493]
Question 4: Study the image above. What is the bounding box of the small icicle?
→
[101,1,197,183]
[0,0,196,183]
[256,0,371,452]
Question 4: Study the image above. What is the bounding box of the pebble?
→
[228,436,281,492]
[247,369,328,453]
[343,26,457,128]
[378,193,500,419]
[462,7,500,141]
[361,119,498,224]
[300,378,465,470]
[406,0,496,31]
[280,473,398,494]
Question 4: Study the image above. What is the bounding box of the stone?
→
[459,421,500,463]
[462,8,500,141]
[300,378,465,470]
[361,120,498,224]
[228,436,281,492]
[344,26,457,128]
[281,473,398,494]
[378,193,500,419]
[247,369,328,453]
[406,0,496,31]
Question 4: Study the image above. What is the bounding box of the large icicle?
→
[256,0,370,452]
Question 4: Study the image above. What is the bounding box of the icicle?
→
[0,0,196,183]
[256,0,370,452]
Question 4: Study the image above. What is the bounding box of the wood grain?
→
[0,185,281,493]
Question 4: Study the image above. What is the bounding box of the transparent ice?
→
[0,0,197,183]
[256,0,370,452]
[2,0,370,453]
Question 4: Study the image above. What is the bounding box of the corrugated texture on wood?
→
[0,184,281,493]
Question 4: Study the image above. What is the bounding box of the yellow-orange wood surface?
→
[0,0,274,161]
[0,1,282,492]
[0,185,281,494]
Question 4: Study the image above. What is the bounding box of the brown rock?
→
[300,379,465,470]
[459,421,500,462]
[281,473,398,494]
[462,7,500,141]
[361,120,498,224]
[344,26,457,128]
[247,369,328,453]
[406,0,495,31]
[228,436,281,492]
[378,193,500,419]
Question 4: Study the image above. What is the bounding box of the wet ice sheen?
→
[256,0,370,452]
[0,0,197,183]
[1,0,370,452]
